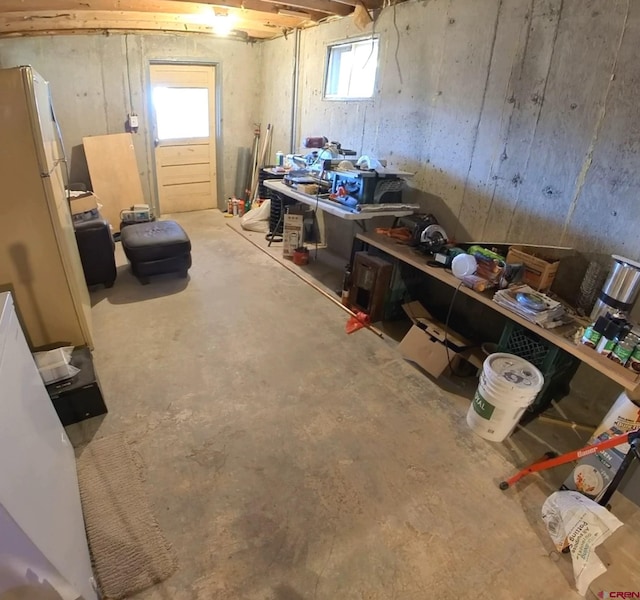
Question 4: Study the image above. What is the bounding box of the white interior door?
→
[150,64,217,214]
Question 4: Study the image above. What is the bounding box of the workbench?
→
[263,180,415,222]
[355,231,640,399]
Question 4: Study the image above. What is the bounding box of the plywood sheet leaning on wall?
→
[83,133,145,233]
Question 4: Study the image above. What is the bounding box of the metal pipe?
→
[289,28,301,154]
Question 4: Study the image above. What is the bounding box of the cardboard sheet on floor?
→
[83,133,145,233]
[398,301,482,378]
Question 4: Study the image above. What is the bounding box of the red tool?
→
[499,429,640,507]
[345,310,370,334]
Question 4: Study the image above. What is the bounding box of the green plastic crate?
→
[497,322,580,415]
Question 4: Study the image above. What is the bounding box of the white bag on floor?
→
[240,199,271,233]
[542,491,623,596]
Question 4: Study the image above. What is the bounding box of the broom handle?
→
[251,124,272,203]
[251,133,260,184]
[246,126,261,201]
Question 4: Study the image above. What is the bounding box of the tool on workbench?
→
[399,214,449,254]
[429,247,465,268]
[417,224,448,254]
[328,167,408,205]
[397,214,437,240]
[374,226,413,242]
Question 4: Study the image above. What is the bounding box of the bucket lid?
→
[485,353,544,392]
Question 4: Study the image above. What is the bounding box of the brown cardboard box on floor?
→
[398,301,481,378]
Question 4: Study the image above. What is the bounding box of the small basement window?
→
[152,87,209,140]
[324,37,379,100]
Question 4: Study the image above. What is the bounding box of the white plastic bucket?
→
[467,353,544,442]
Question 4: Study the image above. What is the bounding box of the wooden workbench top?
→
[356,231,640,394]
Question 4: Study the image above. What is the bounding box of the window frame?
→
[323,35,380,102]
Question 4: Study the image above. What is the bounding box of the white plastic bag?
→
[240,199,271,233]
[542,491,623,596]
[33,346,80,385]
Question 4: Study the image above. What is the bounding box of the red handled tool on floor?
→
[499,429,640,507]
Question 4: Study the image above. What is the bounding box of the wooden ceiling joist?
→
[259,0,351,17]
[0,0,286,16]
[0,10,288,38]
[169,0,326,22]
[330,0,383,8]
[0,0,399,40]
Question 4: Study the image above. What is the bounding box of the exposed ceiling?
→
[0,1,393,41]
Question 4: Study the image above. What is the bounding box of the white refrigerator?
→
[0,66,92,349]
[0,291,97,600]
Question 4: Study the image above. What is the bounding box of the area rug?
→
[76,433,177,599]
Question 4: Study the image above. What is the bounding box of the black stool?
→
[120,220,191,284]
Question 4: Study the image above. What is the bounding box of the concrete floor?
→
[69,210,640,600]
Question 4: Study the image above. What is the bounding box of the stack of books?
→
[493,285,571,329]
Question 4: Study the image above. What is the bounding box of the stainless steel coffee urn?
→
[591,255,640,320]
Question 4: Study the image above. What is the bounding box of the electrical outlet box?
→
[128,113,139,129]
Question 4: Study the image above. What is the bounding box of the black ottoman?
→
[120,220,191,284]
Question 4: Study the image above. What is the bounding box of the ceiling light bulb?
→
[212,14,235,36]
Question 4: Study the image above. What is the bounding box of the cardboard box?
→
[283,213,304,258]
[398,301,479,378]
[70,192,100,223]
[506,245,560,291]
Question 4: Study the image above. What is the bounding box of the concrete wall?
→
[258,0,640,402]
[260,0,640,265]
[258,33,296,164]
[0,33,262,211]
